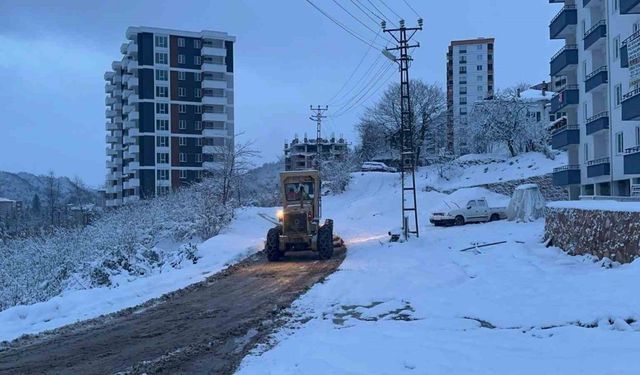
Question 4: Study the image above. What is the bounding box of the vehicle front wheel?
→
[454,216,465,226]
[317,224,334,260]
[489,213,500,222]
[266,227,282,261]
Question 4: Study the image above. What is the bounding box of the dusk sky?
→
[0,0,561,187]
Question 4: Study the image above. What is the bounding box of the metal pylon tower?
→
[383,18,422,239]
[309,105,328,170]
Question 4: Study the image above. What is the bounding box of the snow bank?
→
[548,200,640,213]
[0,207,273,342]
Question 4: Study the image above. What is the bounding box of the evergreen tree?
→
[32,194,41,214]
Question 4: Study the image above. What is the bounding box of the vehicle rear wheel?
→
[454,215,465,226]
[317,224,334,260]
[489,213,500,222]
[266,227,282,261]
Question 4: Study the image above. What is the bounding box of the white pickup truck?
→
[429,198,507,226]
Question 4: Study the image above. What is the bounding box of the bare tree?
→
[45,171,61,226]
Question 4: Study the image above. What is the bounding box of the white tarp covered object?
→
[507,184,546,222]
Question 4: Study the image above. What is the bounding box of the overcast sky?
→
[0,0,561,187]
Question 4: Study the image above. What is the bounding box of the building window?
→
[157,169,169,180]
[194,56,202,65]
[195,121,202,130]
[194,88,202,98]
[615,84,623,107]
[179,170,187,179]
[613,36,620,60]
[155,52,168,64]
[155,69,168,81]
[179,119,187,129]
[156,86,168,98]
[157,186,170,195]
[194,39,201,48]
[156,119,169,131]
[179,153,187,163]
[460,49,466,54]
[614,0,619,11]
[194,72,202,82]
[477,75,483,82]
[156,136,169,147]
[583,103,588,121]
[178,71,186,81]
[157,153,169,164]
[195,154,203,162]
[156,103,168,114]
[195,106,202,114]
[196,137,203,146]
[211,137,225,146]
[154,35,168,48]
[178,37,185,47]
[584,143,589,161]
[477,85,483,92]
[178,54,185,64]
[179,87,186,97]
[616,132,624,154]
[179,137,187,146]
[636,127,640,145]
[179,104,187,113]
[477,45,483,50]
[476,65,483,71]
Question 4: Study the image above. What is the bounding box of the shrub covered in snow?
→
[507,184,546,222]
[0,178,237,311]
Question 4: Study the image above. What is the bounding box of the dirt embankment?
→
[0,249,346,375]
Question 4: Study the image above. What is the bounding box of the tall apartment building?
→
[104,27,235,207]
[284,135,348,171]
[548,0,640,200]
[446,38,495,155]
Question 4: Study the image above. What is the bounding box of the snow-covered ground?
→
[421,151,567,191]
[237,171,640,374]
[0,207,273,342]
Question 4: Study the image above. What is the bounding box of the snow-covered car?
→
[361,161,396,172]
[429,198,507,226]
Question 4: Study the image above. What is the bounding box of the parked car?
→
[361,161,397,172]
[429,198,507,226]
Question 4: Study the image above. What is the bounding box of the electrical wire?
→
[304,0,386,49]
[377,0,402,20]
[331,65,396,118]
[332,61,395,117]
[349,0,381,26]
[401,0,421,18]
[331,0,393,45]
[330,53,385,106]
[365,0,394,23]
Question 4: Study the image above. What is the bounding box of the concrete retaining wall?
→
[545,206,640,264]
[434,174,568,201]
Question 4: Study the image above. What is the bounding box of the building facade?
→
[284,135,348,171]
[549,0,640,199]
[446,38,495,155]
[105,27,235,207]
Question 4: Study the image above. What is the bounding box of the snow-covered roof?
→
[0,197,16,203]
[515,184,539,190]
[519,89,552,102]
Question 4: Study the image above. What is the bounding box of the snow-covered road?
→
[237,172,640,374]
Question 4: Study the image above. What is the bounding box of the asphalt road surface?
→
[0,248,346,375]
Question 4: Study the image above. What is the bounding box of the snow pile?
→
[548,200,640,213]
[421,151,567,191]
[507,184,546,222]
[237,170,640,375]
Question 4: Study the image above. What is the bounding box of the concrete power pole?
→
[382,18,423,239]
[309,105,329,170]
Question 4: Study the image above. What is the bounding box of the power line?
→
[349,0,381,25]
[401,0,421,17]
[377,0,402,20]
[330,53,384,107]
[331,66,396,118]
[365,0,393,23]
[304,0,385,49]
[326,33,380,104]
[331,61,394,116]
[331,0,394,45]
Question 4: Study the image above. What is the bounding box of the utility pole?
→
[309,105,329,170]
[382,18,423,240]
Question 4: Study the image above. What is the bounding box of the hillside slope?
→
[0,171,96,204]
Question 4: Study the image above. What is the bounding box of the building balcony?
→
[127,60,138,73]
[127,42,137,55]
[106,160,117,169]
[553,165,581,186]
[202,145,224,154]
[621,31,639,68]
[550,5,577,40]
[620,0,640,14]
[202,96,226,105]
[203,161,223,170]
[551,125,580,150]
[106,135,120,144]
[123,120,137,129]
[122,89,133,98]
[583,20,607,50]
[105,84,116,93]
[126,76,139,89]
[624,146,640,174]
[112,89,122,97]
[128,111,139,121]
[202,46,226,57]
[123,196,140,204]
[123,178,140,189]
[123,135,136,145]
[203,128,227,137]
[128,145,140,154]
[106,147,120,157]
[105,109,118,118]
[587,157,611,177]
[550,85,579,113]
[202,79,227,89]
[106,122,122,131]
[105,96,117,106]
[104,71,115,81]
[622,87,640,121]
[584,66,608,93]
[585,111,609,135]
[202,63,226,73]
[550,44,578,76]
[123,104,134,114]
[203,112,227,122]
[127,94,139,105]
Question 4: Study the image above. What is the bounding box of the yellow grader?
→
[265,170,344,261]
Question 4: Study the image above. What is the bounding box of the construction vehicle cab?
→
[265,170,334,261]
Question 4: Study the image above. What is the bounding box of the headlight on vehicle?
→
[276,209,284,221]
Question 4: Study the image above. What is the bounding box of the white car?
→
[429,198,507,226]
[361,161,397,172]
